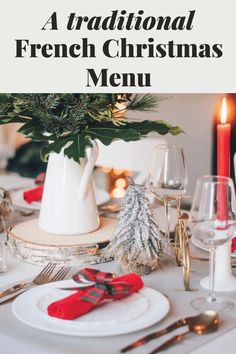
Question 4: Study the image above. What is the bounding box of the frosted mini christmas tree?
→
[101,178,164,275]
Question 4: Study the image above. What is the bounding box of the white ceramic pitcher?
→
[38,141,100,235]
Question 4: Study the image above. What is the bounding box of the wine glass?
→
[148,144,188,251]
[190,175,236,312]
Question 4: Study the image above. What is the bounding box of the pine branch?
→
[0,93,183,163]
[126,94,161,111]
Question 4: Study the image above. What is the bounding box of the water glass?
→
[148,144,188,251]
[190,175,236,312]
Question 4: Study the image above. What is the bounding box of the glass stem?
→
[164,199,171,247]
[208,242,216,303]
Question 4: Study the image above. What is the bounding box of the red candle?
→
[217,97,230,222]
[217,97,230,177]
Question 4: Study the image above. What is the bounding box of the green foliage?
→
[126,94,163,111]
[0,93,183,162]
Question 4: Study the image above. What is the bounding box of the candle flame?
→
[220,97,227,124]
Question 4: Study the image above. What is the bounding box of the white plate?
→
[12,280,169,337]
[11,189,41,210]
[0,175,34,191]
[11,187,110,210]
[191,234,236,258]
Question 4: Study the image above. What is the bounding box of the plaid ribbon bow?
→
[72,268,132,305]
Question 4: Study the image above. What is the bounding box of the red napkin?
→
[23,186,44,203]
[47,271,143,320]
[35,172,46,185]
[231,237,236,253]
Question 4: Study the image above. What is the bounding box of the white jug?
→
[38,141,100,235]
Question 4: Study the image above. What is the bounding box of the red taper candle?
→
[217,97,230,221]
[217,97,230,178]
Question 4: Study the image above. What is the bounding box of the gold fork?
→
[0,262,56,299]
[0,264,71,304]
[50,265,71,282]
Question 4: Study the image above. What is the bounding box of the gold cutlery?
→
[121,311,218,353]
[147,311,219,354]
[0,262,56,299]
[0,263,71,304]
[49,265,71,282]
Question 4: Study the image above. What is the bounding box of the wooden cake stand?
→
[8,217,117,266]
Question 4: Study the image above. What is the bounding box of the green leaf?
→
[40,119,183,162]
[64,135,93,161]
[29,132,55,142]
[40,137,72,162]
[125,120,185,136]
[17,119,52,142]
[17,120,40,136]
[41,134,94,163]
[0,115,31,124]
[85,120,183,146]
[86,127,140,145]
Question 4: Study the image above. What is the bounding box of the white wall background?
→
[142,94,222,195]
[98,94,222,196]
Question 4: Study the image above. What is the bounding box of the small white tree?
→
[101,178,164,275]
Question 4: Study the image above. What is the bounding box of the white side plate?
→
[11,187,110,210]
[0,175,33,191]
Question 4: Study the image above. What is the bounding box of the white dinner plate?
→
[11,187,110,210]
[12,279,169,337]
[191,234,236,258]
[0,175,34,191]
[11,189,41,210]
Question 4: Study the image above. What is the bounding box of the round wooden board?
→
[8,217,117,266]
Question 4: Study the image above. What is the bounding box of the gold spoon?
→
[148,310,220,354]
[121,311,218,352]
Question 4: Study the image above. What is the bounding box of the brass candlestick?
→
[174,195,191,291]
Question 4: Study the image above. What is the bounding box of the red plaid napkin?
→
[23,186,43,203]
[47,268,144,320]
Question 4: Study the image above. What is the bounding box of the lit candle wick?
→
[221,97,227,124]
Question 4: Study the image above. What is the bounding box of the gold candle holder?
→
[174,196,191,291]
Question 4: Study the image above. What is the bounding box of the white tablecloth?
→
[1,245,236,354]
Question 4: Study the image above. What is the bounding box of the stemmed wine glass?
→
[190,175,236,312]
[148,144,188,251]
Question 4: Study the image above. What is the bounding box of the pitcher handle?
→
[79,140,99,200]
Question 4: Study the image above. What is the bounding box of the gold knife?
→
[120,316,195,352]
